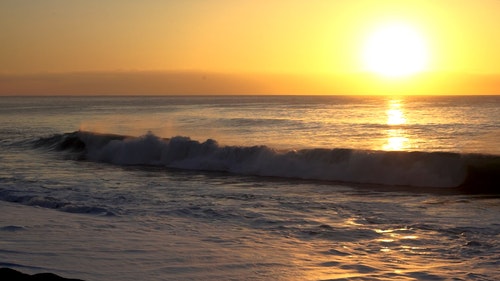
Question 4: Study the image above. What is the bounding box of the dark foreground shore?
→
[0,268,84,281]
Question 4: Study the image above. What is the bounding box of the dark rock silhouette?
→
[0,268,84,281]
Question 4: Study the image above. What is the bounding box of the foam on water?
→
[35,131,499,190]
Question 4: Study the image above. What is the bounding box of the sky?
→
[1,0,500,95]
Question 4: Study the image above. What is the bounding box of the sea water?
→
[0,96,499,280]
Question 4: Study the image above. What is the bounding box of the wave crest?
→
[34,131,499,190]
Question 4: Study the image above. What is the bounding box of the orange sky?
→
[1,0,499,95]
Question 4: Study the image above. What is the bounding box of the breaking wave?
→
[34,131,499,191]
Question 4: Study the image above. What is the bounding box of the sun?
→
[361,22,430,78]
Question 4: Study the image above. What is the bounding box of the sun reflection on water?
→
[386,101,406,126]
[383,99,410,151]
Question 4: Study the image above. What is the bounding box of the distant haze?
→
[1,71,498,95]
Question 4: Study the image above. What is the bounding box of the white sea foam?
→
[72,131,468,188]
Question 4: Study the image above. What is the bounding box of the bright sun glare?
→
[362,22,429,78]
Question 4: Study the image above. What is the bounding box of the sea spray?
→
[33,131,486,188]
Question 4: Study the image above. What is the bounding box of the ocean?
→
[0,95,499,280]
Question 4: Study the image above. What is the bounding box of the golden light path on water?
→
[383,99,410,151]
[76,96,500,155]
[276,215,458,281]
